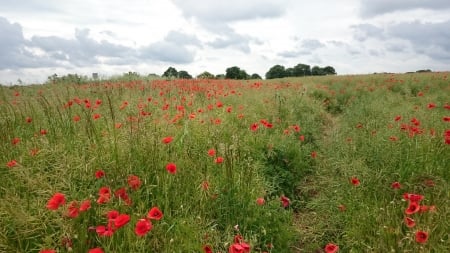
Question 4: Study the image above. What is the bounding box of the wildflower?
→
[95,170,105,179]
[97,187,111,204]
[404,217,415,228]
[389,136,398,141]
[93,113,101,120]
[203,245,213,253]
[391,181,401,189]
[39,250,56,253]
[135,219,152,236]
[324,243,339,253]
[11,137,20,145]
[338,204,346,212]
[46,192,66,210]
[280,195,290,208]
[299,135,305,141]
[427,103,436,109]
[405,201,420,215]
[147,207,164,220]
[88,248,104,253]
[443,116,450,122]
[162,136,173,144]
[394,115,402,121]
[26,117,32,123]
[66,201,79,218]
[311,151,317,159]
[351,177,360,186]
[207,148,216,157]
[115,188,131,205]
[40,129,48,135]
[256,197,265,206]
[215,156,224,164]
[166,163,177,174]
[79,199,91,212]
[6,160,17,168]
[128,175,142,190]
[415,230,429,244]
[250,123,259,132]
[95,225,114,237]
[114,214,130,228]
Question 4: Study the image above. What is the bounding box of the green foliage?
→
[225,66,250,80]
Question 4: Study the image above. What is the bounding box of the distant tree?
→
[265,65,286,79]
[311,66,325,76]
[416,69,432,73]
[148,73,160,79]
[293,63,311,76]
[323,66,337,75]
[250,73,262,79]
[285,67,294,77]
[178,70,192,79]
[215,74,225,79]
[197,71,215,79]
[162,67,178,79]
[225,66,249,80]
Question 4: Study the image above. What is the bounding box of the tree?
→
[250,73,262,79]
[323,66,336,75]
[225,66,249,80]
[162,67,178,79]
[265,65,286,79]
[311,66,325,76]
[293,63,311,76]
[197,71,215,79]
[178,70,192,79]
[285,67,294,77]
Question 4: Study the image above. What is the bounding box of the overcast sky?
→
[1,0,449,84]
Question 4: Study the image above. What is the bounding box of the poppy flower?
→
[95,170,105,179]
[162,136,173,144]
[415,230,429,244]
[39,250,56,253]
[92,113,101,120]
[391,181,401,189]
[351,177,360,186]
[207,148,216,157]
[404,217,415,228]
[229,243,244,253]
[135,219,152,236]
[107,210,120,220]
[280,195,290,208]
[66,201,79,218]
[114,214,130,228]
[443,116,450,122]
[215,156,224,164]
[147,207,163,220]
[311,151,317,158]
[201,180,210,190]
[256,197,265,206]
[166,163,177,174]
[88,248,104,253]
[79,199,91,212]
[97,187,111,204]
[324,243,339,253]
[202,245,213,253]
[6,160,17,168]
[26,117,32,123]
[95,225,114,237]
[127,175,142,190]
[46,192,66,210]
[40,129,48,135]
[338,204,346,212]
[394,115,402,121]
[11,137,20,145]
[405,201,420,215]
[250,123,259,132]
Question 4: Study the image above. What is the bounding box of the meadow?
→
[0,72,449,253]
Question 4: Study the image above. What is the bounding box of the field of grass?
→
[0,72,449,253]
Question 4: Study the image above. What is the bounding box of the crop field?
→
[0,72,449,253]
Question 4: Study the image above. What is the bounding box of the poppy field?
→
[0,72,449,252]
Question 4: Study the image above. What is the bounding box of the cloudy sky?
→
[1,0,449,84]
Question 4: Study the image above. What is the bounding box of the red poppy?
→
[443,116,450,122]
[415,230,429,244]
[6,160,17,168]
[391,181,401,189]
[66,201,79,218]
[299,135,305,141]
[405,201,420,215]
[40,129,48,135]
[389,136,398,141]
[215,156,224,164]
[162,136,173,144]
[311,151,317,159]
[73,115,81,122]
[202,244,213,253]
[135,219,152,236]
[88,248,104,253]
[79,199,91,212]
[107,210,120,220]
[404,217,415,228]
[394,115,402,121]
[92,113,101,120]
[256,197,265,206]
[351,177,360,186]
[26,117,32,123]
[207,148,216,157]
[39,250,56,253]
[166,163,177,174]
[201,180,209,190]
[338,204,346,212]
[46,192,66,210]
[280,195,290,208]
[95,170,105,179]
[250,123,259,132]
[11,137,20,145]
[128,175,142,190]
[147,207,163,220]
[229,243,244,253]
[114,214,130,228]
[324,243,339,253]
[427,103,436,109]
[97,187,111,204]
[95,225,114,237]
[405,193,424,202]
[115,188,131,205]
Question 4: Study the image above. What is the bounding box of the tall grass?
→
[0,73,448,252]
